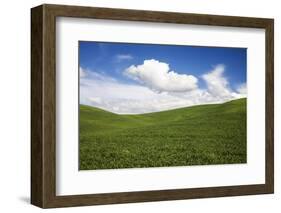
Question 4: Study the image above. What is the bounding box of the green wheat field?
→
[79,98,247,170]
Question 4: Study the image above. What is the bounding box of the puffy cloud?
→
[80,63,247,114]
[202,64,247,101]
[124,59,198,93]
[202,64,233,98]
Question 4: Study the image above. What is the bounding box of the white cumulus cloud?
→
[80,62,247,114]
[202,64,246,100]
[202,64,233,98]
[124,59,198,93]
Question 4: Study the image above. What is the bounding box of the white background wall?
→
[0,0,279,212]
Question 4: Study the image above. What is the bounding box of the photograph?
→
[79,41,247,170]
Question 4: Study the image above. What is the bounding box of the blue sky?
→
[79,41,246,90]
[79,41,247,114]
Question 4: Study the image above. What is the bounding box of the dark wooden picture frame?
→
[31,4,274,208]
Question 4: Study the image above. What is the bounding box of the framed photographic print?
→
[31,4,274,208]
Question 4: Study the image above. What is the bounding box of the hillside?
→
[79,98,247,170]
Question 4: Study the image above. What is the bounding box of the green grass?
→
[79,98,247,170]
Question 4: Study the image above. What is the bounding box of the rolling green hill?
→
[79,98,247,170]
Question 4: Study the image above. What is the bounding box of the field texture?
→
[79,98,247,170]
